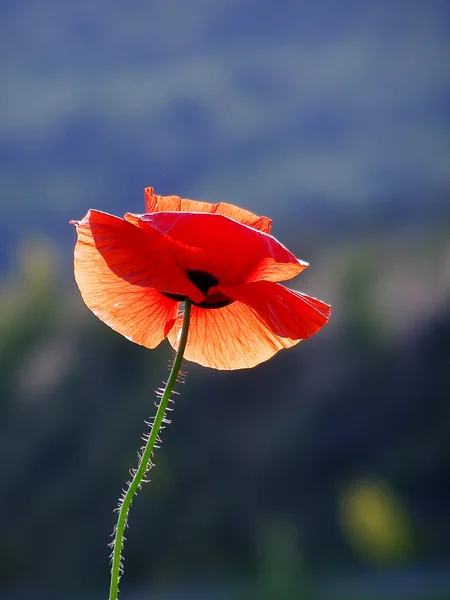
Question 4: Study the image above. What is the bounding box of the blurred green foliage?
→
[1,220,449,598]
[339,478,413,563]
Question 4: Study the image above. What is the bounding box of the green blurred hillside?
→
[1,218,449,597]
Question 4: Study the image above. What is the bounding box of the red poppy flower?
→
[72,188,330,370]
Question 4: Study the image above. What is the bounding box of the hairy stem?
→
[109,300,192,600]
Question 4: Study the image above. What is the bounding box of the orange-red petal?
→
[167,302,302,370]
[144,187,272,233]
[129,211,307,285]
[74,209,205,303]
[74,213,179,348]
[219,281,331,340]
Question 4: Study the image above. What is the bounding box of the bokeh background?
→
[1,0,450,598]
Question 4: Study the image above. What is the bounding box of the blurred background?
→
[1,0,449,598]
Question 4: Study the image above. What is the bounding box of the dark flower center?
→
[186,269,219,295]
[162,269,234,309]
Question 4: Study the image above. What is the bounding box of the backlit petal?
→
[219,281,331,339]
[74,210,204,303]
[144,187,272,233]
[133,211,306,285]
[74,211,179,348]
[168,303,301,370]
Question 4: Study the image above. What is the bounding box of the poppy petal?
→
[73,211,180,348]
[131,211,307,285]
[167,303,301,370]
[144,187,272,233]
[74,210,205,303]
[219,281,331,339]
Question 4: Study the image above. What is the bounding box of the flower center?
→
[162,269,234,309]
[186,269,219,295]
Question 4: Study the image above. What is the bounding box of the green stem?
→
[109,300,192,600]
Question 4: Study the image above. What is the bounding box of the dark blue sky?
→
[0,0,449,232]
